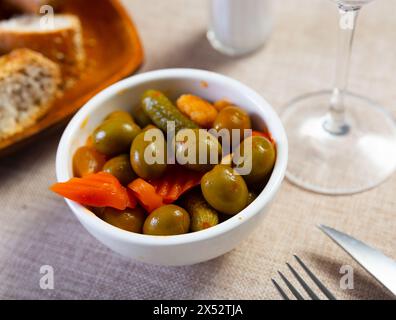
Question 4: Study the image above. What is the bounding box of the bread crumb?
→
[0,49,61,140]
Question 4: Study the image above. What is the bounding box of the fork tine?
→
[278,271,305,300]
[294,255,337,300]
[286,263,320,300]
[271,278,290,300]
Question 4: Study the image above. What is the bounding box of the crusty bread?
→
[3,0,63,14]
[0,48,61,140]
[0,14,85,87]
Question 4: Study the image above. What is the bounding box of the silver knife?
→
[318,224,396,296]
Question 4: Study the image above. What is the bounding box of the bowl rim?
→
[56,68,288,246]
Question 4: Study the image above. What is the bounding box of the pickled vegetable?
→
[50,172,132,210]
[234,136,276,185]
[174,129,222,172]
[134,106,153,128]
[130,130,167,180]
[128,178,164,213]
[92,118,141,156]
[102,207,145,233]
[73,146,106,177]
[184,192,219,232]
[213,106,252,147]
[220,153,233,166]
[150,166,204,204]
[176,94,218,128]
[105,110,134,122]
[142,124,158,132]
[141,90,199,133]
[103,154,136,185]
[214,99,232,111]
[55,90,278,237]
[143,205,190,236]
[201,165,248,215]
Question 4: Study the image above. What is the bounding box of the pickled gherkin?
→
[141,90,199,133]
[184,192,219,232]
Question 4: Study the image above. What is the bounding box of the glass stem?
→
[324,5,360,135]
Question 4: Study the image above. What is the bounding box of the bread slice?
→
[0,14,85,87]
[3,0,63,14]
[0,48,61,140]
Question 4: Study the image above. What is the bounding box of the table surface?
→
[1,0,395,300]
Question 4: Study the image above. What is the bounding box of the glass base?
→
[281,90,396,195]
[206,30,264,57]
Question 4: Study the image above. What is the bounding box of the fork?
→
[271,255,337,300]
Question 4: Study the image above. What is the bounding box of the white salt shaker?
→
[207,0,273,56]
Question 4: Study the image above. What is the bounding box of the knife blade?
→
[318,224,396,296]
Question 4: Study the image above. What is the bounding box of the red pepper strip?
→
[128,178,164,213]
[150,167,204,204]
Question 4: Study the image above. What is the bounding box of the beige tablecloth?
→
[0,0,395,300]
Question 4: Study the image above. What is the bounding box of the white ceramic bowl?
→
[56,69,288,266]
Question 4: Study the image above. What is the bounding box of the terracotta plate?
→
[0,0,143,156]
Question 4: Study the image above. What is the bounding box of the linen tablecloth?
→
[0,0,395,300]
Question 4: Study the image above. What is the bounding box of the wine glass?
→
[281,0,396,195]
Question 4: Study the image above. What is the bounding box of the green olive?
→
[103,154,137,185]
[130,129,167,180]
[175,129,222,172]
[105,110,134,122]
[234,136,276,185]
[220,153,233,166]
[92,118,141,156]
[143,205,190,236]
[142,124,158,132]
[201,165,248,215]
[184,192,219,232]
[213,106,252,147]
[102,207,145,233]
[134,106,153,128]
[73,146,106,177]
